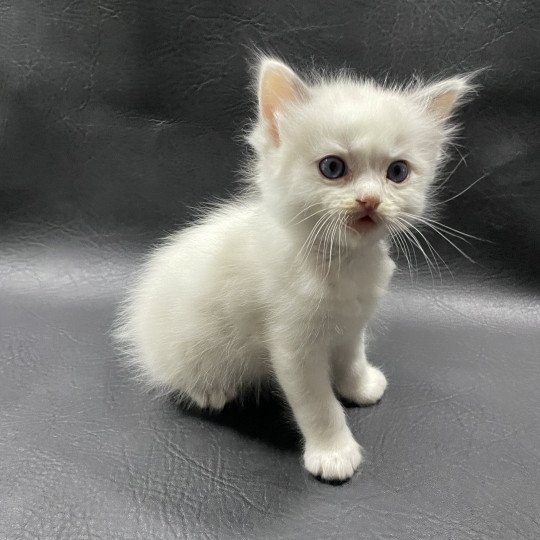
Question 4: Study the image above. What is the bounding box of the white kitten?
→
[114,57,474,481]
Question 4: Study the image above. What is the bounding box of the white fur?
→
[114,57,473,481]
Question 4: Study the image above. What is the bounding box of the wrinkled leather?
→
[1,1,538,538]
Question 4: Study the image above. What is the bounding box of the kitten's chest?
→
[318,252,395,324]
[332,250,393,297]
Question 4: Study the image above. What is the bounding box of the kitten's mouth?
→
[348,214,378,232]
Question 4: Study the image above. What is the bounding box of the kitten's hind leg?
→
[333,330,387,406]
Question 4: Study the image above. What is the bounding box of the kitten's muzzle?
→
[347,196,381,232]
[347,210,378,232]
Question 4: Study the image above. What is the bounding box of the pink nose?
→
[357,195,380,211]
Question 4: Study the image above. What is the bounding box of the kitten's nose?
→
[357,195,381,211]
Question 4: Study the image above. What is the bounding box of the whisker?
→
[341,211,349,263]
[402,212,490,243]
[436,172,488,205]
[436,152,469,190]
[394,216,450,283]
[387,226,401,260]
[398,224,437,283]
[398,225,419,275]
[297,211,333,264]
[287,201,322,225]
[337,211,344,274]
[319,214,335,270]
[291,206,328,226]
[305,212,336,267]
[386,221,414,282]
[324,217,339,278]
[400,215,476,263]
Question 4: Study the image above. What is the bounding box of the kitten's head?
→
[248,57,475,250]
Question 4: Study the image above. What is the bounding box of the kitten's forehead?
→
[286,82,434,158]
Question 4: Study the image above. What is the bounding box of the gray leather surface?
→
[1,1,539,538]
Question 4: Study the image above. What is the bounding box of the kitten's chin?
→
[347,215,379,234]
[344,214,387,247]
[347,215,383,236]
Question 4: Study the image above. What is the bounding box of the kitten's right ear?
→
[257,58,309,145]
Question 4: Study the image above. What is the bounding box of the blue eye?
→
[386,161,409,183]
[319,156,347,180]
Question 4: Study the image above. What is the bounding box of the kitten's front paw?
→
[338,364,387,406]
[303,438,363,481]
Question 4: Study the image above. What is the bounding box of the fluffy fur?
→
[114,57,474,481]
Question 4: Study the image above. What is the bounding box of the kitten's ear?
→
[416,75,476,121]
[258,58,309,145]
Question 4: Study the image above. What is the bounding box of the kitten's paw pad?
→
[303,440,363,481]
[189,388,235,411]
[340,365,387,406]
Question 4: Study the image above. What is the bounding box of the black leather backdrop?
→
[1,1,539,539]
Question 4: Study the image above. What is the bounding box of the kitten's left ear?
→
[257,58,309,145]
[415,75,476,121]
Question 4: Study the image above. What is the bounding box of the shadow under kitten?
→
[171,385,302,453]
[170,384,381,460]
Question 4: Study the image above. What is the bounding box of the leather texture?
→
[1,1,539,538]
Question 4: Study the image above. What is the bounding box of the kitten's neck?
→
[276,214,388,278]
